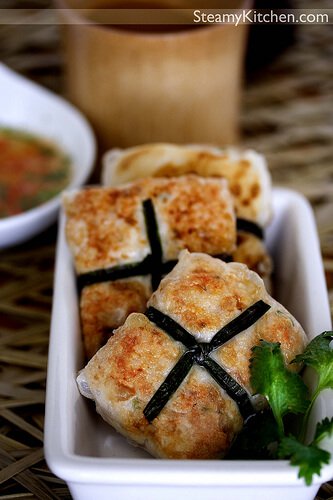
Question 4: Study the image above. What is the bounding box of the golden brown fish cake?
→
[102,143,272,227]
[232,231,273,292]
[64,176,236,358]
[77,251,307,458]
[80,278,150,360]
[77,314,243,459]
[64,175,236,270]
[150,252,306,395]
[144,176,235,257]
[63,183,148,275]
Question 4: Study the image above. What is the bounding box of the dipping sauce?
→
[0,127,71,218]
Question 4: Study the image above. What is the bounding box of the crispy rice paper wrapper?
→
[102,143,272,227]
[77,251,307,459]
[63,176,236,359]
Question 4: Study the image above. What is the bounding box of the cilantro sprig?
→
[293,331,333,441]
[229,331,333,486]
[278,435,331,486]
[250,340,310,437]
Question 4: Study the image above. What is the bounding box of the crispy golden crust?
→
[152,369,242,459]
[80,278,150,359]
[151,253,261,339]
[64,184,147,274]
[144,176,235,257]
[77,251,307,459]
[217,309,303,389]
[102,144,272,226]
[232,232,273,292]
[64,175,236,273]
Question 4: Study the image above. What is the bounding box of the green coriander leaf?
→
[313,417,333,445]
[250,341,310,436]
[278,436,330,486]
[293,332,333,393]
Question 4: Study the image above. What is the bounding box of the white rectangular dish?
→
[44,187,333,500]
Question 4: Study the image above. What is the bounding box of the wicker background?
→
[0,0,332,498]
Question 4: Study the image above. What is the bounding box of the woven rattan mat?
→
[0,0,332,498]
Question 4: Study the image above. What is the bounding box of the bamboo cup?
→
[57,0,249,152]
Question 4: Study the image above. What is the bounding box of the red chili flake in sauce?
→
[0,128,71,218]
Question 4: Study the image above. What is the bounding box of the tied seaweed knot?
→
[144,300,271,422]
[77,198,235,292]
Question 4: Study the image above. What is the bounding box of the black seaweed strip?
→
[203,358,255,419]
[77,197,235,292]
[143,349,195,422]
[236,218,264,240]
[209,300,271,352]
[77,254,152,292]
[214,253,234,263]
[77,199,164,292]
[143,199,163,290]
[143,301,270,421]
[161,259,178,275]
[146,307,197,348]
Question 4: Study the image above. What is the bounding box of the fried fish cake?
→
[64,176,236,359]
[77,251,307,459]
[102,143,272,227]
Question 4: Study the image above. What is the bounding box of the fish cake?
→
[64,176,236,359]
[102,143,272,227]
[77,251,307,459]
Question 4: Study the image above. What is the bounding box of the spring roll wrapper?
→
[102,143,272,227]
[77,251,307,459]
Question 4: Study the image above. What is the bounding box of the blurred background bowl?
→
[0,63,96,249]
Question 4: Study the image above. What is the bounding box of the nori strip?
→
[144,350,195,422]
[142,199,164,290]
[202,358,254,420]
[143,300,270,421]
[77,199,234,292]
[237,218,264,240]
[146,307,197,348]
[77,254,152,292]
[209,300,271,351]
[77,199,167,292]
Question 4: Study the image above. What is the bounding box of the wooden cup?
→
[57,0,249,152]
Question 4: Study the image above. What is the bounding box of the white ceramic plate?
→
[0,63,96,248]
[45,188,333,500]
